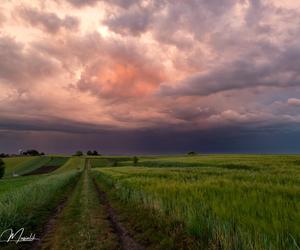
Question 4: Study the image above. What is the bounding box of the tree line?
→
[73,150,100,156]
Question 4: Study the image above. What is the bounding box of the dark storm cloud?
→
[162,106,215,122]
[0,36,60,90]
[0,116,111,134]
[18,7,79,33]
[160,43,300,96]
[1,124,300,155]
[1,0,300,154]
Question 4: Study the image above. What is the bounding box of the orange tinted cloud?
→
[0,0,300,135]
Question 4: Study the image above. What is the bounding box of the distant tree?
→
[93,150,99,156]
[0,159,5,179]
[0,153,9,158]
[22,149,40,156]
[40,152,45,156]
[87,150,100,156]
[187,151,197,156]
[112,160,118,167]
[133,156,139,165]
[74,151,83,156]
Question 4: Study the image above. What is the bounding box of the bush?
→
[187,151,197,156]
[0,159,5,179]
[74,151,83,156]
[133,156,139,165]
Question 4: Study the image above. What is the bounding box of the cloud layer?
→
[0,0,299,153]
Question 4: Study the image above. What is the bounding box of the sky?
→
[0,0,300,154]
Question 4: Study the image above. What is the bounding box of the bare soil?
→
[93,178,145,250]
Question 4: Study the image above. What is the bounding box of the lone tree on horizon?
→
[0,159,5,179]
[187,151,197,156]
[133,156,139,165]
[74,151,83,156]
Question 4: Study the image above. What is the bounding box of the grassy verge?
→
[42,168,118,249]
[0,171,80,249]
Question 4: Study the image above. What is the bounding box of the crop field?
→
[2,156,37,177]
[0,154,299,249]
[2,156,69,177]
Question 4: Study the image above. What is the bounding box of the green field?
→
[2,156,69,177]
[2,156,37,177]
[0,154,299,249]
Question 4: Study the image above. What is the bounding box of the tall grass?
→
[0,175,41,194]
[0,171,80,232]
[94,159,300,249]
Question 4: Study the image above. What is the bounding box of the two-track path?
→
[35,159,144,250]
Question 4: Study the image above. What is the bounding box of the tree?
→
[22,149,41,156]
[93,150,99,156]
[0,159,5,179]
[187,151,197,156]
[87,150,99,156]
[133,156,139,165]
[74,151,83,156]
[0,153,9,158]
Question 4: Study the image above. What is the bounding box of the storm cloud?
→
[0,0,299,153]
[18,7,79,33]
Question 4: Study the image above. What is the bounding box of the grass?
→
[42,166,118,249]
[2,156,69,177]
[45,157,69,167]
[93,170,201,249]
[0,170,80,248]
[21,157,70,175]
[2,156,37,177]
[93,154,300,250]
[53,157,85,173]
[89,156,134,168]
[0,154,299,249]
[0,175,42,195]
